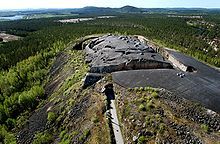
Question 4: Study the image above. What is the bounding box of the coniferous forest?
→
[0,11,220,143]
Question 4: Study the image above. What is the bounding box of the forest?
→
[0,12,220,143]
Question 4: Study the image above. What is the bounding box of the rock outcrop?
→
[83,35,173,87]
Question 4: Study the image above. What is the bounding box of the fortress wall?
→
[165,51,188,71]
[151,45,189,72]
[89,60,172,73]
[136,36,189,72]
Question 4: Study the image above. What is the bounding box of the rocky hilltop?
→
[17,34,220,144]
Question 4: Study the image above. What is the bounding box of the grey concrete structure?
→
[83,34,220,112]
[109,98,124,144]
[112,50,220,112]
[85,35,172,74]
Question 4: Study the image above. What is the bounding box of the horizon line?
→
[1,6,220,11]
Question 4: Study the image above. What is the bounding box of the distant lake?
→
[0,15,25,20]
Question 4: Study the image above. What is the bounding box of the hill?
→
[77,5,143,14]
[15,35,220,143]
[1,6,220,18]
[118,5,142,13]
[0,9,220,144]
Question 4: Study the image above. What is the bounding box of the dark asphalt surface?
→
[113,50,220,112]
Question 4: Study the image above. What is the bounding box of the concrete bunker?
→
[82,34,175,87]
[186,66,197,72]
[85,35,173,74]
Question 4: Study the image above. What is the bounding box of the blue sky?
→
[0,0,220,10]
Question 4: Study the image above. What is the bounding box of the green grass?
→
[201,124,209,132]
[138,104,146,111]
[151,91,159,98]
[47,112,56,123]
[79,129,90,142]
[58,129,77,144]
[146,100,155,110]
[138,136,146,144]
[33,132,53,144]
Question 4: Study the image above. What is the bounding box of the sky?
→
[0,0,220,10]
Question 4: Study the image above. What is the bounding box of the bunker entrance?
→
[186,66,197,72]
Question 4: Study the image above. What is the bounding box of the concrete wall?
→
[89,60,173,73]
[163,50,188,71]
[136,36,192,72]
[150,45,191,72]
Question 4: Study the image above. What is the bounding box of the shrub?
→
[139,87,144,91]
[0,104,6,123]
[59,130,67,139]
[59,139,70,144]
[146,101,154,110]
[79,129,90,142]
[145,87,154,92]
[0,125,7,142]
[0,125,16,144]
[134,87,139,92]
[47,112,56,122]
[145,116,150,125]
[5,118,16,130]
[33,132,53,144]
[155,114,162,122]
[91,115,99,123]
[138,136,146,144]
[144,87,148,91]
[4,133,16,144]
[200,124,209,132]
[158,123,166,133]
[138,97,145,103]
[59,130,71,144]
[138,104,146,111]
[151,91,159,98]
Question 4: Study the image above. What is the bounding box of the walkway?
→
[109,98,124,144]
[105,84,124,144]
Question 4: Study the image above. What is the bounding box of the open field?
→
[24,14,78,19]
[0,32,21,42]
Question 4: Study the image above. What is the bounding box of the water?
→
[0,15,24,20]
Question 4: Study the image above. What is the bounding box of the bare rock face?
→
[83,35,173,88]
[85,35,173,74]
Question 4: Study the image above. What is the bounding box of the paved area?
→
[113,50,220,112]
